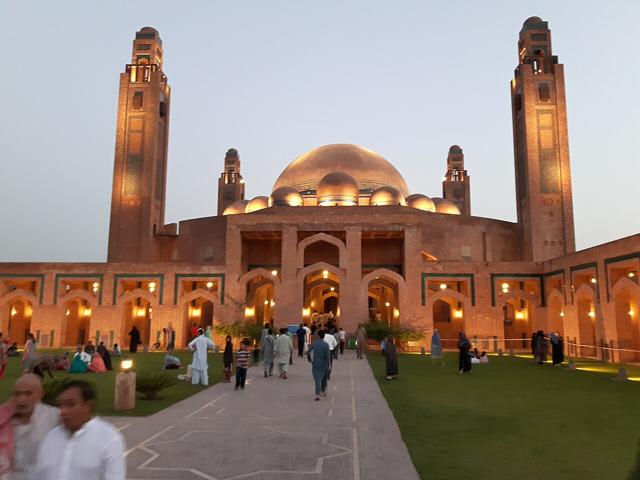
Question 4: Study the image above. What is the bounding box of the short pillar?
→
[114,372,136,411]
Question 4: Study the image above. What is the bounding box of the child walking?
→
[235,340,251,390]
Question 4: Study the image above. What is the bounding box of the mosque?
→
[1,18,639,361]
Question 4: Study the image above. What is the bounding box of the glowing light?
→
[83,307,92,317]
[10,307,17,317]
[121,359,133,371]
[302,307,311,317]
[629,309,635,317]
[264,300,269,305]
[501,282,510,293]
[330,287,335,292]
[206,281,213,288]
[135,307,146,317]
[515,310,525,320]
[310,301,315,308]
[393,308,400,318]
[244,306,255,318]
[92,282,100,293]
[191,307,201,318]
[271,270,278,276]
[65,285,71,292]
[66,309,70,316]
[24,305,32,317]
[270,300,275,307]
[629,272,636,278]
[588,309,595,319]
[322,270,329,279]
[560,311,565,317]
[385,302,391,307]
[148,281,156,293]
[590,277,597,284]
[439,283,447,290]
[454,309,463,319]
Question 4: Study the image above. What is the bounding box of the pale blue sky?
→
[0,1,638,262]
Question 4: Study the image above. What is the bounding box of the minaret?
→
[511,17,575,261]
[442,145,471,215]
[217,148,245,215]
[108,27,171,263]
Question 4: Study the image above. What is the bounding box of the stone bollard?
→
[613,367,629,382]
[114,371,136,411]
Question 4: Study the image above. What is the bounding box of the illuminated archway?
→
[297,233,346,269]
[502,296,532,351]
[613,284,639,362]
[575,285,597,358]
[62,298,93,346]
[300,265,342,325]
[546,289,565,336]
[6,298,33,345]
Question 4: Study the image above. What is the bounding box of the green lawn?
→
[0,350,223,416]
[368,352,640,480]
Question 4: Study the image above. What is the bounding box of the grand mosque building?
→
[1,18,639,360]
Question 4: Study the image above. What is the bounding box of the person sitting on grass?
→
[163,353,183,369]
[97,342,112,370]
[112,343,122,357]
[69,347,90,373]
[479,351,489,364]
[7,342,19,357]
[88,352,107,373]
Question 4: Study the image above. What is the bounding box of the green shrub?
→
[214,320,262,342]
[42,377,73,406]
[362,321,426,349]
[135,371,176,400]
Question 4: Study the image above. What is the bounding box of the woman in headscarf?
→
[222,335,233,383]
[97,341,113,370]
[88,352,107,373]
[384,335,398,380]
[534,330,548,365]
[68,347,89,373]
[457,332,472,374]
[550,331,564,365]
[128,325,141,353]
[431,328,443,365]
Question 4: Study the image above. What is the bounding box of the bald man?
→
[7,374,59,479]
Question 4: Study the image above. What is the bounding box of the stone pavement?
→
[109,350,420,480]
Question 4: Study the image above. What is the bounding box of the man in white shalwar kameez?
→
[188,328,215,385]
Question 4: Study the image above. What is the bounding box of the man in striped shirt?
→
[235,341,251,390]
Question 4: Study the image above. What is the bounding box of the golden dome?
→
[370,186,405,206]
[432,198,461,215]
[269,187,303,207]
[272,144,410,197]
[222,200,249,215]
[317,172,359,206]
[245,196,269,213]
[406,193,436,212]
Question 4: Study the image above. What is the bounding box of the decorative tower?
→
[511,17,575,261]
[217,148,245,215]
[442,145,471,215]
[107,27,171,262]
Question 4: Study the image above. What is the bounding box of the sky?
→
[0,0,638,262]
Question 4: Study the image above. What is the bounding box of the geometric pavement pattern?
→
[109,350,420,480]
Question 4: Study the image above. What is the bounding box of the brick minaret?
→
[511,17,575,261]
[108,27,171,262]
[217,148,245,215]
[442,145,471,215]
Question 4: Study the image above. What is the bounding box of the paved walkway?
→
[109,350,420,480]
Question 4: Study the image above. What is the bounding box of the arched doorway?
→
[367,277,399,326]
[7,299,32,345]
[63,299,92,346]
[122,297,152,351]
[576,297,597,358]
[547,293,565,336]
[303,269,340,325]
[184,299,215,345]
[432,297,465,349]
[502,297,532,351]
[245,275,275,325]
[614,287,639,362]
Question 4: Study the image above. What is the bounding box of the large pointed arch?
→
[498,288,540,307]
[296,262,346,282]
[238,268,282,291]
[178,288,221,306]
[59,289,98,309]
[0,288,38,307]
[117,288,159,307]
[611,276,640,299]
[296,233,347,269]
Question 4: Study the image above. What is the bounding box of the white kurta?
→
[188,335,214,371]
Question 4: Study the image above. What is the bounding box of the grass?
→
[368,352,640,480]
[0,350,223,416]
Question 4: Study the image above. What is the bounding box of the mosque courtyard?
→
[4,349,638,478]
